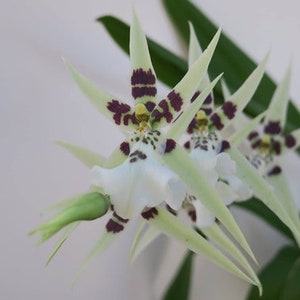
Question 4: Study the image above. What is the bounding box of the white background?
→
[2,0,300,299]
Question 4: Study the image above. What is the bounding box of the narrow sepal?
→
[55,140,106,168]
[130,11,157,105]
[145,207,259,286]
[168,74,222,140]
[46,222,80,265]
[212,54,268,131]
[202,223,261,291]
[64,59,137,129]
[229,112,266,146]
[151,29,221,128]
[130,222,161,263]
[162,142,255,260]
[227,146,300,241]
[264,64,291,133]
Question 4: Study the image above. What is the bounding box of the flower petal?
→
[64,59,138,129]
[162,142,255,260]
[211,54,268,131]
[130,11,157,107]
[55,140,107,168]
[150,28,221,128]
[143,207,259,287]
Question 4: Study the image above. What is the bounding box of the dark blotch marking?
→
[203,108,213,116]
[248,131,259,141]
[210,113,224,130]
[131,68,156,85]
[151,99,173,123]
[166,205,177,216]
[187,119,197,134]
[164,139,176,154]
[123,113,138,126]
[190,90,200,103]
[106,219,124,233]
[141,207,158,220]
[188,210,196,222]
[184,141,190,149]
[113,212,129,224]
[267,165,282,176]
[168,90,183,112]
[145,101,156,112]
[251,139,261,149]
[203,94,213,105]
[221,101,237,120]
[132,87,157,99]
[120,142,130,156]
[107,100,131,125]
[272,140,281,155]
[285,134,296,148]
[264,121,281,135]
[219,140,230,153]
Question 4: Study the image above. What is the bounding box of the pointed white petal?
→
[228,146,300,240]
[221,78,232,100]
[130,221,161,263]
[55,140,106,168]
[151,29,221,128]
[130,11,157,105]
[145,207,259,287]
[213,54,268,131]
[264,63,291,131]
[168,74,222,140]
[162,143,255,260]
[229,112,266,146]
[203,223,261,292]
[64,59,137,130]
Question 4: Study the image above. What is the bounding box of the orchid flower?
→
[30,13,263,289]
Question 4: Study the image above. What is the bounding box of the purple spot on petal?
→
[187,119,197,134]
[107,100,131,125]
[184,141,190,149]
[164,139,176,154]
[120,142,130,156]
[248,131,259,141]
[113,212,129,224]
[106,219,124,233]
[123,113,138,126]
[251,139,261,149]
[190,90,200,103]
[203,94,213,105]
[151,99,173,123]
[131,68,156,85]
[219,140,230,153]
[221,101,237,120]
[168,90,183,112]
[141,207,158,220]
[132,87,157,99]
[210,113,224,130]
[272,140,281,155]
[264,121,281,135]
[145,101,156,112]
[267,166,282,176]
[188,210,196,222]
[203,108,213,116]
[285,134,296,148]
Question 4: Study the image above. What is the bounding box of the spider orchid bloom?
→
[221,65,300,245]
[170,24,266,228]
[42,15,263,287]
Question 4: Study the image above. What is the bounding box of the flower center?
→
[195,110,208,134]
[259,135,271,155]
[135,103,150,132]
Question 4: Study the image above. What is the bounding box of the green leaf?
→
[162,0,300,135]
[247,246,300,299]
[97,15,187,87]
[163,251,194,300]
[234,198,294,241]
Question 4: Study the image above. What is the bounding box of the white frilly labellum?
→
[91,141,186,219]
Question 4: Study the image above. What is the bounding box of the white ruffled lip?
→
[91,141,186,219]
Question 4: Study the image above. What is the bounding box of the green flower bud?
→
[30,192,110,244]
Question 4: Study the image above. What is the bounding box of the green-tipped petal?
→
[104,144,128,168]
[227,146,300,241]
[55,140,106,168]
[168,74,222,140]
[130,11,157,105]
[151,29,221,128]
[64,59,137,129]
[264,63,291,131]
[145,207,258,287]
[213,54,268,131]
[46,222,80,265]
[202,223,261,291]
[162,143,255,260]
[229,112,266,146]
[130,222,161,263]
